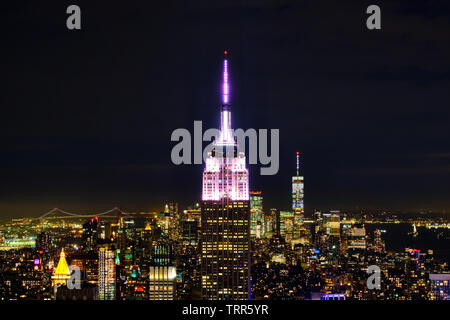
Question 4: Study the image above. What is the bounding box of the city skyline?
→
[2,10,450,301]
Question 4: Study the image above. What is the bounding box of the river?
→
[365,223,450,263]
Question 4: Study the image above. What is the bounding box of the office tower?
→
[158,204,171,235]
[292,152,304,238]
[279,211,294,242]
[372,229,385,253]
[183,204,202,244]
[321,211,340,254]
[322,211,341,237]
[165,201,180,241]
[51,248,70,287]
[141,222,153,258]
[311,211,322,242]
[117,213,143,248]
[263,208,276,237]
[201,52,251,300]
[148,266,177,300]
[98,221,112,241]
[408,248,424,273]
[36,232,51,253]
[98,248,116,300]
[151,243,172,266]
[184,204,202,222]
[117,213,140,268]
[117,212,128,254]
[82,217,98,252]
[429,274,450,300]
[272,208,281,238]
[114,249,126,300]
[250,191,263,239]
[182,220,198,245]
[149,243,176,300]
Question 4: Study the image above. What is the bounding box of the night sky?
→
[1,1,450,218]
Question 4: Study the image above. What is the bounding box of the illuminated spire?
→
[54,249,69,274]
[218,51,235,145]
[202,51,249,201]
[296,152,300,176]
[222,50,230,105]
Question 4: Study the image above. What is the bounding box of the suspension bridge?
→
[36,207,126,220]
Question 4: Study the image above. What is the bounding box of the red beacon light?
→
[224,50,228,55]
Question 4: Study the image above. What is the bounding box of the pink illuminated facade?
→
[201,52,251,300]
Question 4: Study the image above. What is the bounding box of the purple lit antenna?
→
[218,50,234,144]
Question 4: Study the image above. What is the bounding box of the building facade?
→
[98,248,116,300]
[201,52,251,300]
[250,191,263,239]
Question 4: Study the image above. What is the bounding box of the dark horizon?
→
[2,1,450,218]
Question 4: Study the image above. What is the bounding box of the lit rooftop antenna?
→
[222,50,229,105]
[218,50,234,145]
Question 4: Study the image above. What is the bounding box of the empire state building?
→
[200,52,251,300]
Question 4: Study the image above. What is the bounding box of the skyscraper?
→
[372,229,385,253]
[148,266,177,300]
[346,224,366,250]
[279,210,294,241]
[69,251,99,285]
[292,152,304,238]
[98,248,116,300]
[263,208,276,238]
[201,52,251,300]
[149,242,176,300]
[429,274,450,300]
[36,231,51,253]
[82,217,98,252]
[167,201,180,241]
[182,220,198,245]
[322,211,341,237]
